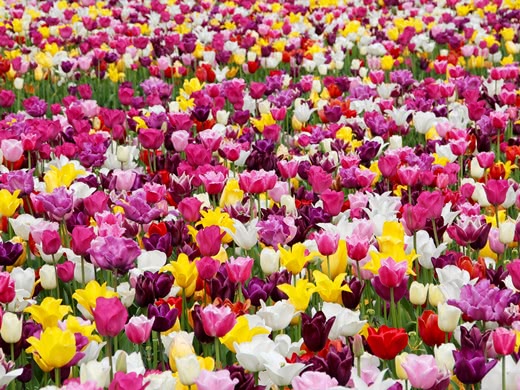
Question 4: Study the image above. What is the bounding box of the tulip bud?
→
[14,77,24,90]
[116,145,130,163]
[499,220,516,244]
[0,312,23,343]
[352,334,364,358]
[216,110,230,125]
[258,100,271,115]
[40,264,57,290]
[175,354,200,386]
[437,302,461,332]
[428,284,445,307]
[409,281,428,306]
[395,353,409,380]
[260,247,280,275]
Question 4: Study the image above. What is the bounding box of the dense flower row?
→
[0,0,518,389]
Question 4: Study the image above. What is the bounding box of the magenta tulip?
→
[93,297,128,337]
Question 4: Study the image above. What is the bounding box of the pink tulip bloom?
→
[314,231,339,256]
[196,369,239,390]
[125,315,153,344]
[0,272,15,304]
[378,258,408,289]
[225,256,253,284]
[320,189,344,216]
[1,139,24,163]
[307,165,332,194]
[196,226,225,257]
[178,197,202,222]
[238,169,277,194]
[93,297,128,337]
[292,371,338,390]
[200,304,236,338]
[483,179,509,206]
[402,354,445,390]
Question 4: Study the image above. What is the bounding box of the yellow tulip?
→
[72,280,118,316]
[219,315,270,352]
[0,189,23,218]
[320,239,347,279]
[161,253,198,297]
[196,208,235,243]
[313,270,351,303]
[44,163,85,193]
[24,297,71,329]
[27,327,76,372]
[219,179,244,207]
[63,316,101,343]
[279,243,319,275]
[277,279,316,312]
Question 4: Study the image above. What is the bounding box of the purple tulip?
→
[301,311,335,352]
[147,303,179,332]
[88,235,141,275]
[453,348,497,385]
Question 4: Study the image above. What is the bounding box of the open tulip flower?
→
[1,0,520,389]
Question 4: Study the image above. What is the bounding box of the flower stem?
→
[502,355,507,390]
[214,337,221,369]
[390,288,397,328]
[54,368,61,387]
[107,336,114,383]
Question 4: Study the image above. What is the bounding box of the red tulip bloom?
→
[366,325,408,360]
[418,310,448,347]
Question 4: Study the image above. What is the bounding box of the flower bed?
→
[0,0,519,389]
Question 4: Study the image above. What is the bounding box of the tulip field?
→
[1,0,520,388]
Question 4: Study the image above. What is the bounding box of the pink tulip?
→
[196,256,220,280]
[1,139,24,163]
[238,169,277,194]
[56,261,75,283]
[196,369,239,390]
[0,272,15,304]
[292,371,338,390]
[125,315,153,344]
[402,354,444,390]
[378,258,408,289]
[492,327,516,355]
[483,179,509,206]
[178,197,202,222]
[314,231,339,256]
[225,256,253,284]
[320,189,344,216]
[200,304,236,337]
[93,297,128,337]
[196,226,225,257]
[307,166,332,194]
[506,260,520,290]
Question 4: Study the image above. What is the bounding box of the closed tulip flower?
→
[410,281,428,306]
[175,354,200,386]
[200,304,236,338]
[125,315,153,344]
[366,325,408,360]
[0,312,23,343]
[437,302,462,333]
[92,297,128,337]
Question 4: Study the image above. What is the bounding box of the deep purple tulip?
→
[147,303,179,332]
[208,267,236,302]
[341,277,364,310]
[135,272,173,308]
[0,241,23,266]
[325,344,354,386]
[453,348,497,384]
[242,277,272,307]
[301,311,335,352]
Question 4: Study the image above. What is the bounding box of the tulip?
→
[418,310,447,347]
[235,335,277,372]
[409,281,428,305]
[225,256,253,284]
[402,354,445,390]
[257,300,295,331]
[80,360,111,389]
[0,189,23,218]
[0,312,23,344]
[177,197,202,222]
[93,297,128,338]
[175,354,201,386]
[292,371,338,390]
[506,260,520,290]
[196,369,239,390]
[434,343,457,373]
[260,247,280,275]
[366,325,408,360]
[492,328,516,356]
[453,348,497,385]
[125,315,153,344]
[147,303,179,333]
[437,302,462,332]
[108,371,146,390]
[40,264,57,291]
[196,225,225,257]
[26,327,76,372]
[301,311,335,352]
[200,304,236,338]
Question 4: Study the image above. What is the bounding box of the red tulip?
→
[366,325,408,360]
[418,310,448,347]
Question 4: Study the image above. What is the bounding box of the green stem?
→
[214,337,221,369]
[107,337,114,383]
[502,356,507,390]
[52,254,60,300]
[54,367,61,387]
[326,255,331,280]
[356,261,365,317]
[390,288,397,328]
